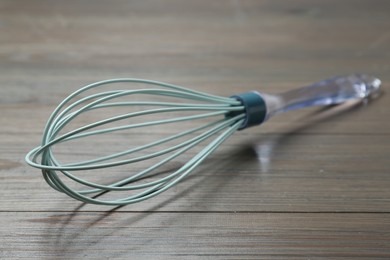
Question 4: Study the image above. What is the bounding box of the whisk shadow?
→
[44,95,381,258]
[239,95,384,176]
[171,95,383,210]
[48,165,215,258]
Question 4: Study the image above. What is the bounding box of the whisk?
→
[25,74,381,206]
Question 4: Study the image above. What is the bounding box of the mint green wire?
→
[25,78,246,206]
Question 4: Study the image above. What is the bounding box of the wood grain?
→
[2,212,390,259]
[0,0,389,258]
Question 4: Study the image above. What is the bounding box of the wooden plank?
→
[0,0,389,95]
[1,129,389,212]
[1,212,389,259]
[0,0,389,258]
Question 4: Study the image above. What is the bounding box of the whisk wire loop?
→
[26,79,246,205]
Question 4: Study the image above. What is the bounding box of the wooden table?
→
[1,0,389,258]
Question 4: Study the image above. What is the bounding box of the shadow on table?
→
[42,95,382,258]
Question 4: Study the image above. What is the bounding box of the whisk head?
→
[25,79,264,205]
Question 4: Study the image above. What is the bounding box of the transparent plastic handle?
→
[261,74,381,120]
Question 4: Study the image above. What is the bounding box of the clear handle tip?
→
[352,74,381,98]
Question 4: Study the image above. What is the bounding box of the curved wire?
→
[25,78,245,205]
